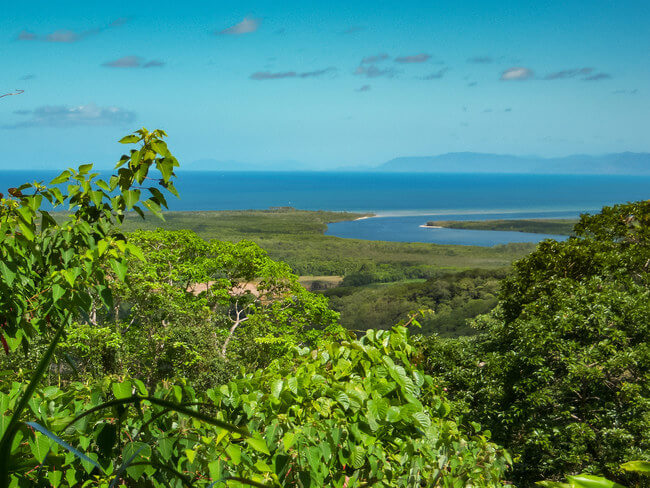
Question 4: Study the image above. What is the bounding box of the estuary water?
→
[1,171,648,246]
[325,212,574,247]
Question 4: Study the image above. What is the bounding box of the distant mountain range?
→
[182,152,650,175]
[181,159,307,172]
[376,152,650,175]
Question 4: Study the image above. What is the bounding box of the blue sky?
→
[2,0,649,169]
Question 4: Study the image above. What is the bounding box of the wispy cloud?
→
[356,85,371,92]
[361,53,389,64]
[467,56,493,64]
[109,17,129,27]
[612,89,638,95]
[250,67,335,80]
[299,67,336,78]
[20,74,36,81]
[394,53,430,63]
[583,72,612,81]
[102,56,165,68]
[103,56,141,68]
[467,81,477,87]
[544,67,593,80]
[3,103,136,129]
[500,67,534,81]
[218,17,261,35]
[354,65,397,78]
[250,71,296,80]
[17,30,37,41]
[143,59,165,68]
[47,29,86,43]
[421,68,448,80]
[16,18,127,43]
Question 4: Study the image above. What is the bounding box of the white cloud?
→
[3,104,136,129]
[500,67,534,81]
[219,17,261,35]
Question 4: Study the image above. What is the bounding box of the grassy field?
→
[120,209,538,277]
[426,218,578,235]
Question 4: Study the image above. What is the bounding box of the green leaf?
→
[271,379,283,399]
[51,284,65,304]
[185,448,197,464]
[566,475,627,488]
[225,444,241,465]
[335,391,350,410]
[50,170,71,185]
[121,189,141,210]
[78,163,93,174]
[351,445,365,469]
[47,470,62,488]
[62,268,80,287]
[620,461,650,474]
[119,134,140,144]
[109,259,128,282]
[29,431,51,464]
[245,433,270,455]
[0,261,16,286]
[306,446,321,473]
[286,377,298,395]
[123,442,151,481]
[412,411,431,430]
[96,180,110,192]
[112,381,132,400]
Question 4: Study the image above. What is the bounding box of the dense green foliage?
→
[58,228,340,388]
[426,219,577,235]
[2,326,510,487]
[420,201,650,485]
[327,269,506,336]
[1,130,518,487]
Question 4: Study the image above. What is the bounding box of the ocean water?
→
[1,171,648,246]
[2,171,648,213]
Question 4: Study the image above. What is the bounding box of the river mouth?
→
[325,211,576,247]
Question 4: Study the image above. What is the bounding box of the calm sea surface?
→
[2,171,648,246]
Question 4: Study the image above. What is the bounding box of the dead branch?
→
[0,89,24,99]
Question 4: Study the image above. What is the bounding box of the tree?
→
[59,228,342,387]
[421,201,650,485]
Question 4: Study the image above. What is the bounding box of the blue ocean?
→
[2,171,648,246]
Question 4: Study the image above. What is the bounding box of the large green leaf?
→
[566,475,627,488]
[620,461,650,474]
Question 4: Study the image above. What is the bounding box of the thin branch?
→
[0,89,24,99]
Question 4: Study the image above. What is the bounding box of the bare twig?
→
[0,89,24,99]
